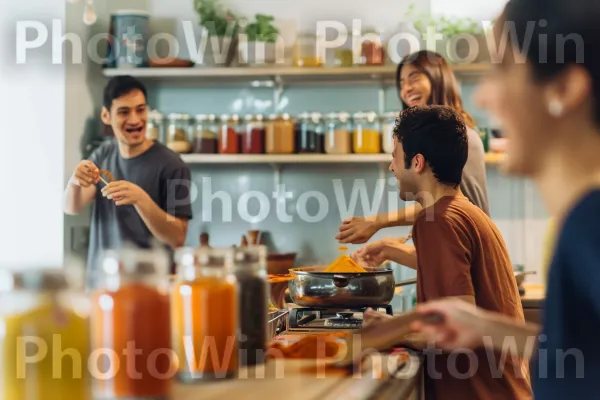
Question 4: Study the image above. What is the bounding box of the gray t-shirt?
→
[461,127,490,215]
[87,140,192,284]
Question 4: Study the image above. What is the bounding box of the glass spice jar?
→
[265,113,295,154]
[167,113,193,153]
[172,248,238,382]
[296,112,324,153]
[359,29,384,66]
[193,114,218,154]
[233,246,268,367]
[325,112,352,154]
[353,111,382,153]
[218,114,240,154]
[147,110,164,143]
[0,268,91,400]
[91,248,172,399]
[241,114,265,154]
[382,111,399,154]
[293,33,325,67]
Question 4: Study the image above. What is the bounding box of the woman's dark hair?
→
[393,105,468,188]
[103,76,148,110]
[503,0,600,125]
[396,50,477,129]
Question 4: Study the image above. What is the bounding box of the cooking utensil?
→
[268,310,289,340]
[288,266,417,308]
[514,271,536,286]
[332,311,443,367]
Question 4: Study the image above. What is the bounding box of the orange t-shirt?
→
[413,194,532,400]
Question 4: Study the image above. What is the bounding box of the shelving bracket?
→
[273,75,284,112]
[270,163,282,189]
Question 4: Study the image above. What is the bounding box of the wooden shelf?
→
[102,64,489,85]
[180,153,504,165]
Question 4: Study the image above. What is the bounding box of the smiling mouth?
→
[125,126,144,134]
[407,95,422,106]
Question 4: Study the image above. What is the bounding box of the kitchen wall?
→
[62,0,548,289]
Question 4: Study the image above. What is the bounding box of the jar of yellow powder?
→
[353,111,381,154]
[0,268,91,400]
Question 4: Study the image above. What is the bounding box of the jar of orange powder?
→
[172,247,239,382]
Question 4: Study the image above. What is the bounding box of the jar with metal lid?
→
[233,246,268,366]
[382,111,400,154]
[265,113,295,154]
[241,114,265,154]
[325,112,352,154]
[193,114,218,154]
[218,114,240,154]
[0,267,91,400]
[172,247,238,382]
[167,113,193,153]
[353,111,382,153]
[147,109,165,143]
[296,112,324,153]
[358,29,384,66]
[91,248,172,399]
[293,33,325,67]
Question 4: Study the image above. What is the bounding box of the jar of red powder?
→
[241,114,265,154]
[218,114,240,154]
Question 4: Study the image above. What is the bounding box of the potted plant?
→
[194,0,239,66]
[238,14,281,66]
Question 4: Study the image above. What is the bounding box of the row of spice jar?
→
[148,110,401,155]
[0,246,269,399]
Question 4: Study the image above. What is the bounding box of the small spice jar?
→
[218,114,240,154]
[193,114,218,154]
[324,112,352,154]
[359,29,384,66]
[241,114,265,154]
[147,110,165,143]
[167,113,193,153]
[0,268,91,400]
[353,111,382,153]
[234,246,268,367]
[91,248,172,399]
[293,33,325,67]
[382,112,400,154]
[265,113,295,154]
[296,112,324,153]
[172,248,238,382]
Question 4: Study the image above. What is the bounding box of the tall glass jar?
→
[172,248,238,382]
[218,114,240,154]
[382,111,399,154]
[91,249,172,399]
[193,114,218,154]
[234,246,268,367]
[359,29,384,66]
[296,112,324,153]
[147,110,164,143]
[265,114,295,154]
[167,113,193,153]
[353,111,382,153]
[0,268,91,400]
[325,112,352,154]
[241,114,265,154]
[293,33,325,67]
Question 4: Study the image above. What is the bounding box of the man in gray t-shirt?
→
[63,76,192,286]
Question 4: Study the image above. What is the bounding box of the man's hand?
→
[362,307,394,327]
[101,181,149,206]
[350,236,414,268]
[410,298,488,351]
[71,160,100,188]
[336,216,380,244]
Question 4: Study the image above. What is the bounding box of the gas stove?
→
[288,305,394,332]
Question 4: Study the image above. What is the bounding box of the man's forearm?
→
[63,182,95,215]
[386,243,418,270]
[373,203,424,229]
[481,312,541,360]
[135,196,187,248]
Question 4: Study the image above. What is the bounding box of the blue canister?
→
[107,10,150,68]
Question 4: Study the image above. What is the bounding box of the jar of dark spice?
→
[241,114,265,154]
[233,245,268,367]
[296,112,324,153]
[193,114,218,154]
[218,114,240,154]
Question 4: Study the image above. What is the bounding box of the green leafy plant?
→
[194,0,239,37]
[405,2,483,37]
[244,14,279,43]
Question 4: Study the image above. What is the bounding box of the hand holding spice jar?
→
[91,248,172,399]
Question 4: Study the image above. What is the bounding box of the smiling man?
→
[63,76,192,286]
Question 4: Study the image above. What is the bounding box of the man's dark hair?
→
[393,105,468,187]
[103,76,147,110]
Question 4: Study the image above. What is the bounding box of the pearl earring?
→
[548,99,564,117]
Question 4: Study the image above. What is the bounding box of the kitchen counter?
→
[170,348,423,400]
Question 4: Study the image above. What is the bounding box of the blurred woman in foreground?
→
[412,0,600,397]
